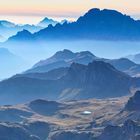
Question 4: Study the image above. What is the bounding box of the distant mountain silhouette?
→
[7,8,140,42]
[0,20,15,27]
[25,49,97,73]
[25,50,140,77]
[0,20,42,42]
[106,58,140,77]
[8,29,33,41]
[126,53,140,64]
[38,17,58,27]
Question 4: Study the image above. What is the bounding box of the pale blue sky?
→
[0,0,139,24]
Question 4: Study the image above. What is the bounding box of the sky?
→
[0,0,139,24]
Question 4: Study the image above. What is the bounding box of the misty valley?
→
[0,8,140,140]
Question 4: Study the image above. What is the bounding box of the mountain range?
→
[0,20,42,42]
[25,49,140,77]
[0,49,139,104]
[7,8,140,42]
[25,49,97,74]
[0,17,66,42]
[127,53,140,64]
[38,17,58,27]
[1,7,140,140]
[0,60,138,104]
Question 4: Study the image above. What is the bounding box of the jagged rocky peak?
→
[67,60,127,79]
[76,51,96,58]
[112,58,136,65]
[69,62,86,71]
[77,8,133,27]
[84,8,125,18]
[38,17,58,27]
[50,49,97,61]
[88,8,100,12]
[125,91,140,111]
[70,60,113,70]
[54,49,75,59]
[18,29,32,35]
[8,29,33,41]
[87,60,119,74]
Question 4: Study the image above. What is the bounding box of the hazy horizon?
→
[0,15,77,25]
[0,0,140,24]
[0,12,140,25]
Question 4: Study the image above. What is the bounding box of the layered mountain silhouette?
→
[38,17,58,27]
[0,60,138,104]
[127,53,140,64]
[37,17,68,27]
[8,29,33,41]
[25,49,97,73]
[0,20,43,42]
[0,17,66,42]
[25,49,140,77]
[106,58,140,77]
[7,8,140,42]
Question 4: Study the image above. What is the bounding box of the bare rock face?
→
[47,131,93,140]
[0,122,40,140]
[97,120,140,140]
[60,61,131,99]
[125,91,140,111]
[24,121,51,140]
[45,120,140,140]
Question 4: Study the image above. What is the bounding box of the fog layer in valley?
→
[0,40,140,79]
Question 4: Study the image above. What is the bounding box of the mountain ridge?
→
[7,8,140,42]
[25,49,140,77]
[0,60,136,104]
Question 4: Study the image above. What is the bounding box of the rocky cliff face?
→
[97,120,140,140]
[47,131,93,140]
[59,61,131,100]
[125,91,140,111]
[0,122,40,140]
